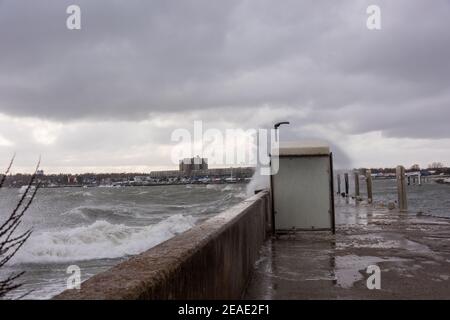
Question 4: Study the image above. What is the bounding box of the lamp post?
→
[274,121,290,142]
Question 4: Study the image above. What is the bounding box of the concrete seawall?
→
[54,190,271,300]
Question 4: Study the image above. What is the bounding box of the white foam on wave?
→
[205,184,246,199]
[61,204,146,219]
[9,214,196,264]
[221,185,236,191]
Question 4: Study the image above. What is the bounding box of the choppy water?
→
[2,179,449,300]
[344,178,450,218]
[0,184,248,299]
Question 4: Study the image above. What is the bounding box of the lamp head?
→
[274,121,290,129]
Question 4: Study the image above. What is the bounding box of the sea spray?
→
[246,165,270,197]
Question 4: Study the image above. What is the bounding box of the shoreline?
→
[7,181,250,189]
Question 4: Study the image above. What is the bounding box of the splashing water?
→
[0,184,247,299]
[246,166,270,197]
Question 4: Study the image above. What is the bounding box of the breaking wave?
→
[61,204,155,220]
[10,214,196,264]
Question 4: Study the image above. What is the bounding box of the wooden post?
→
[344,173,349,197]
[366,169,373,204]
[354,171,360,197]
[418,172,422,186]
[396,165,408,212]
[337,174,341,195]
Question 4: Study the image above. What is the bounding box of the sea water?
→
[0,184,247,299]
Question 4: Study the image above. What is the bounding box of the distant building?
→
[149,166,254,179]
[179,156,208,174]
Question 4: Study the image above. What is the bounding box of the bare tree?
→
[0,155,40,298]
[428,162,444,169]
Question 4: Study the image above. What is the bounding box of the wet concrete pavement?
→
[244,198,450,299]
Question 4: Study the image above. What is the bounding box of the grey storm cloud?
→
[0,1,448,122]
[1,0,450,172]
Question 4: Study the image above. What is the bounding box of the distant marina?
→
[3,157,255,189]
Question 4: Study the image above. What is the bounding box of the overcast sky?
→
[1,0,450,173]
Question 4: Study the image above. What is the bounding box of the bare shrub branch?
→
[0,156,40,298]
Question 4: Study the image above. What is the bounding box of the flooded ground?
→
[348,178,450,218]
[245,197,450,299]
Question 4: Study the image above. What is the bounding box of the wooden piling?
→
[354,171,360,197]
[344,173,349,197]
[396,165,408,212]
[337,174,341,195]
[366,169,373,204]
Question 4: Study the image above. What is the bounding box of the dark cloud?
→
[1,0,450,171]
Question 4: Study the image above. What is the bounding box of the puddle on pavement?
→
[332,255,409,289]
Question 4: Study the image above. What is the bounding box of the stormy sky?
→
[1,0,450,173]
